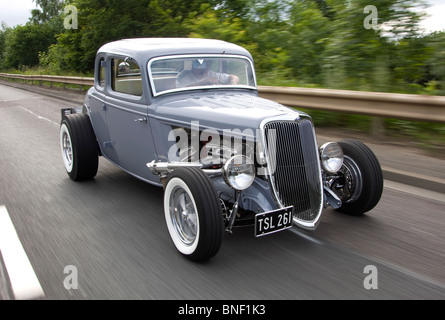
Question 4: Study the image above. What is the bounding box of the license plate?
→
[255,206,293,237]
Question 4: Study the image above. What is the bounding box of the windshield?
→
[148,55,256,96]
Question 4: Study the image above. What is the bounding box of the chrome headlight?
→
[223,155,255,190]
[320,142,344,173]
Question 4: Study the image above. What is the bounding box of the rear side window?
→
[111,58,142,96]
[98,58,106,88]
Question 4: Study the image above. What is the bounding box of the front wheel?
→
[164,168,223,262]
[332,140,383,215]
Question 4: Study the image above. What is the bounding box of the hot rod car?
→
[60,38,383,261]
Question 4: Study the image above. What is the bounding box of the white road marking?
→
[16,106,59,126]
[0,205,45,300]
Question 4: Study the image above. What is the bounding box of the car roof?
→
[97,38,253,63]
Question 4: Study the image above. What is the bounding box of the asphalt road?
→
[1,83,445,300]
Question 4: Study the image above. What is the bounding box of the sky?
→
[0,0,37,28]
[0,0,444,33]
[419,0,445,33]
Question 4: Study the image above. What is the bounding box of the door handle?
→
[134,117,147,123]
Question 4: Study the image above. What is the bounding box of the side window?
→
[98,58,106,88]
[111,58,142,96]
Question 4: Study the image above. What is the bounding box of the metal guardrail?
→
[1,72,445,123]
[258,86,445,123]
[0,73,93,90]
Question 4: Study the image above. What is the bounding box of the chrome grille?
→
[263,119,323,226]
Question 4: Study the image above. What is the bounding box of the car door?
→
[87,56,111,150]
[103,57,158,182]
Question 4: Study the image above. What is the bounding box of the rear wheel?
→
[332,140,383,215]
[60,114,99,181]
[164,168,223,262]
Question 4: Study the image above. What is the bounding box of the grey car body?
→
[60,38,383,261]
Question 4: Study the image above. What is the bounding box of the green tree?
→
[189,8,255,48]
[44,0,213,73]
[2,0,439,97]
[211,0,253,19]
[245,0,292,79]
[319,0,427,91]
[286,0,330,84]
[0,23,11,69]
[30,0,65,24]
[190,0,293,80]
[391,36,432,92]
[424,31,445,94]
[2,23,57,69]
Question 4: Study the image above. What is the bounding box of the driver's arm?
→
[228,75,239,85]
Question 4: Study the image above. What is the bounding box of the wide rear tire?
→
[60,114,99,181]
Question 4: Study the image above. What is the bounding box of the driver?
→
[176,59,239,88]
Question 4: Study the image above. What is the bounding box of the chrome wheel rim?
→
[60,124,73,172]
[169,186,198,246]
[332,156,363,203]
[62,131,73,167]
